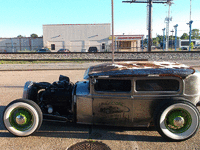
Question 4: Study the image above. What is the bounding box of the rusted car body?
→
[3,61,200,141]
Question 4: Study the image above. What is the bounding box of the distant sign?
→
[109,36,116,40]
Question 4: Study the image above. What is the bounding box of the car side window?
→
[136,79,179,91]
[94,79,131,92]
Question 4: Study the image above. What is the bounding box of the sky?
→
[0,0,199,38]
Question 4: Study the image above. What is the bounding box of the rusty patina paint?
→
[84,61,195,79]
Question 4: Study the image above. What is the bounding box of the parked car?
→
[3,61,200,141]
[181,47,188,50]
[58,49,70,52]
[88,47,98,52]
[36,48,51,53]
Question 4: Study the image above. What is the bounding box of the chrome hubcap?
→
[16,115,26,125]
[173,116,185,127]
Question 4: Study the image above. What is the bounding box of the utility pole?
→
[141,35,144,52]
[148,0,152,52]
[162,28,166,51]
[174,24,178,51]
[146,35,148,50]
[187,0,192,51]
[111,0,115,63]
[122,0,171,52]
[165,0,173,51]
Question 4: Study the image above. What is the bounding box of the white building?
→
[43,24,111,52]
[0,37,43,52]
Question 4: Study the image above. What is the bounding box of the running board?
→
[43,114,72,122]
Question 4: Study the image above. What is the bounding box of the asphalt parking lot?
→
[0,62,200,150]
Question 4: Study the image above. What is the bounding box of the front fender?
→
[22,81,34,99]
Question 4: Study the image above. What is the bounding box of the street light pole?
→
[174,24,178,51]
[162,28,165,51]
[187,20,193,51]
[170,30,174,50]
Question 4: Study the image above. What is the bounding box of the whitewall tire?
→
[155,101,200,141]
[3,99,42,136]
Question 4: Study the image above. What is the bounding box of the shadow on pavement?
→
[0,106,6,130]
[37,122,165,142]
[0,106,165,142]
[0,86,24,88]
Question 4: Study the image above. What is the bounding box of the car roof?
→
[83,61,195,79]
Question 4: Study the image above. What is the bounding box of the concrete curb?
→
[0,65,199,71]
[1,66,200,71]
[0,68,88,71]
[0,60,199,71]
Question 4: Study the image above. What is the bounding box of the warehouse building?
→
[0,24,144,52]
[0,37,43,52]
[43,23,144,52]
[43,24,111,52]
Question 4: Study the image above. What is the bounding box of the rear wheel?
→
[155,101,200,141]
[3,99,43,136]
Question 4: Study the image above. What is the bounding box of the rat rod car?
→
[3,61,200,141]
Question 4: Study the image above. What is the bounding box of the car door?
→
[91,77,134,127]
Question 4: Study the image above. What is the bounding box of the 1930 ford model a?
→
[3,61,200,141]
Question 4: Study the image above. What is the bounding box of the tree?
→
[157,35,164,44]
[190,42,194,49]
[17,35,24,38]
[152,37,159,46]
[191,29,200,39]
[144,38,148,45]
[30,33,38,38]
[180,33,189,39]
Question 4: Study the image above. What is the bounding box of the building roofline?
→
[43,23,111,26]
[115,35,144,37]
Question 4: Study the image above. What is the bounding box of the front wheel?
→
[155,101,200,141]
[3,99,43,136]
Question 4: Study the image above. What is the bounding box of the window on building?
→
[51,44,55,50]
[94,79,131,92]
[181,41,195,46]
[119,41,131,49]
[136,79,179,91]
[102,43,105,50]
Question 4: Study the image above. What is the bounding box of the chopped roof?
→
[83,61,195,79]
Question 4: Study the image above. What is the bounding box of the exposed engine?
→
[23,75,74,118]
